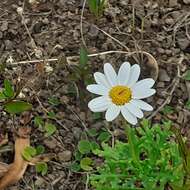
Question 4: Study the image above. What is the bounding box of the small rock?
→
[169,0,178,7]
[35,177,45,186]
[159,69,170,82]
[58,150,72,162]
[89,24,99,38]
[165,18,174,25]
[0,32,3,39]
[4,40,13,50]
[119,0,129,6]
[0,21,8,32]
[157,48,165,54]
[44,138,58,149]
[183,0,190,4]
[177,38,190,50]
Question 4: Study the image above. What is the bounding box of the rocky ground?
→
[0,0,190,189]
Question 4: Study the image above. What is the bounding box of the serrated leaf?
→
[183,70,190,81]
[22,146,37,161]
[78,140,91,154]
[36,145,45,155]
[80,157,93,171]
[70,162,81,172]
[4,79,14,98]
[87,128,98,137]
[36,162,48,175]
[34,116,44,128]
[5,101,32,114]
[79,47,88,67]
[97,131,111,142]
[44,123,56,137]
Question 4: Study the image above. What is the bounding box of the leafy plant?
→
[22,145,48,175]
[0,79,32,114]
[87,0,106,18]
[90,120,184,190]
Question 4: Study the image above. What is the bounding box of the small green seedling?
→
[87,0,107,18]
[0,79,32,114]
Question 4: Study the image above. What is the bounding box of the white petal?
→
[132,88,156,99]
[121,106,137,125]
[132,78,155,90]
[130,99,153,111]
[118,62,131,85]
[88,96,110,112]
[94,72,110,88]
[127,64,140,87]
[105,104,120,121]
[87,84,109,95]
[104,63,117,86]
[125,102,143,119]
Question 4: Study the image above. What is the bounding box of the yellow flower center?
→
[109,85,132,105]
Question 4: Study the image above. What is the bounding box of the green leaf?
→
[34,116,44,128]
[80,157,93,171]
[36,145,45,155]
[79,47,88,67]
[185,100,190,110]
[87,128,98,137]
[48,97,60,106]
[22,146,37,161]
[3,79,14,98]
[5,101,32,114]
[162,105,174,114]
[47,111,56,119]
[44,123,56,137]
[0,92,7,100]
[78,140,91,154]
[92,112,102,120]
[70,162,81,172]
[183,70,190,81]
[36,162,48,175]
[97,131,111,142]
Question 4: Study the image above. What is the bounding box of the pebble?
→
[89,24,99,38]
[159,69,170,82]
[183,0,190,4]
[0,21,8,32]
[44,138,58,149]
[169,0,178,7]
[4,40,13,50]
[177,38,190,50]
[58,150,72,162]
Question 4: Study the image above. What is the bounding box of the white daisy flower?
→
[86,62,156,125]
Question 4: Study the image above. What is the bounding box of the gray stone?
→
[159,69,170,82]
[58,150,72,162]
[177,38,190,50]
[183,0,190,4]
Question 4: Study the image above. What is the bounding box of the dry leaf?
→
[0,127,31,190]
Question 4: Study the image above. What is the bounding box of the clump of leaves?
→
[34,116,57,137]
[71,128,111,172]
[90,120,184,190]
[87,0,106,18]
[0,79,32,114]
[22,145,48,175]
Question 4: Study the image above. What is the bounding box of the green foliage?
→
[5,100,32,114]
[185,100,190,110]
[44,123,57,137]
[22,146,37,161]
[87,0,106,18]
[80,157,93,171]
[34,116,44,128]
[3,79,14,98]
[90,120,184,190]
[78,140,92,154]
[35,162,48,176]
[161,105,174,114]
[183,70,190,81]
[97,131,111,142]
[48,97,60,106]
[79,47,88,67]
